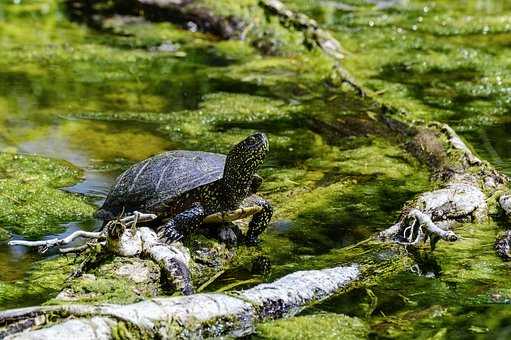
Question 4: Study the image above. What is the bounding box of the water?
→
[1,0,511,338]
[461,123,511,177]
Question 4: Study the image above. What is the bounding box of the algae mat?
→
[0,0,510,339]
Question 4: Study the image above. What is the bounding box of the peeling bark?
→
[379,121,505,249]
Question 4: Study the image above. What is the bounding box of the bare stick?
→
[408,209,458,242]
[8,212,157,251]
[390,209,458,247]
[8,231,104,249]
[60,241,106,254]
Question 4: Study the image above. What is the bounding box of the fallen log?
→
[1,264,360,339]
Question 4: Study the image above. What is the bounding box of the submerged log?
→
[1,265,360,339]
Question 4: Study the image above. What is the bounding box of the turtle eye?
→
[245,137,258,146]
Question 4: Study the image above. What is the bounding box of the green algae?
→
[306,0,511,133]
[47,257,162,305]
[267,137,430,254]
[255,313,369,339]
[0,153,94,238]
[306,220,511,339]
[1,0,511,339]
[0,256,75,310]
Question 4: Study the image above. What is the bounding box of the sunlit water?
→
[0,0,511,337]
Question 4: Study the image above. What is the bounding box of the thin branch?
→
[60,241,106,254]
[8,231,104,249]
[203,206,263,224]
[8,212,157,252]
[408,209,458,242]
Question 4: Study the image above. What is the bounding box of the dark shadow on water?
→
[460,122,511,177]
[286,176,422,255]
[374,62,498,121]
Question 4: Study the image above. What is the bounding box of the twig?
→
[196,270,226,292]
[60,241,106,254]
[408,209,458,241]
[203,206,263,224]
[394,209,458,247]
[8,212,157,252]
[8,231,104,249]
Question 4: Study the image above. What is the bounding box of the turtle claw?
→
[158,226,184,244]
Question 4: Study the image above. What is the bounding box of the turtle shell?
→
[98,150,226,219]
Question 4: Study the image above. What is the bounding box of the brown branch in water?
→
[203,206,263,224]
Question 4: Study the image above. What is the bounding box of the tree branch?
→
[1,264,360,339]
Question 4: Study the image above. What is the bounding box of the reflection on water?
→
[461,122,511,177]
[16,118,173,196]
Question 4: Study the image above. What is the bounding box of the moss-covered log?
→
[1,264,359,338]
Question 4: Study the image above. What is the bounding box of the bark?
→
[1,265,360,339]
[379,121,505,248]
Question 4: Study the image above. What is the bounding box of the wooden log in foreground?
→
[1,264,360,339]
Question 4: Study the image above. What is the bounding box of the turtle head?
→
[226,132,268,174]
[223,133,269,202]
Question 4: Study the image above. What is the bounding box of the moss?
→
[213,40,258,62]
[0,153,94,238]
[48,257,161,305]
[265,137,430,254]
[0,256,75,310]
[0,227,10,241]
[2,2,510,339]
[255,313,369,339]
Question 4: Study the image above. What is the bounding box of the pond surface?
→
[0,0,432,310]
[0,0,511,338]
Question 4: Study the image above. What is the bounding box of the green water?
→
[0,0,510,338]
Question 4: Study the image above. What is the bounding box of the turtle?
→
[96,133,273,245]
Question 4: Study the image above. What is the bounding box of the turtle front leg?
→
[244,195,273,245]
[157,202,205,243]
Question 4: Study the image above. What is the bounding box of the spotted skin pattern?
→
[97,133,272,245]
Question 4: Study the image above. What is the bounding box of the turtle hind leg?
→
[244,195,273,245]
[157,202,205,244]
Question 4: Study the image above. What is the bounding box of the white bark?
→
[2,265,360,339]
[8,231,103,249]
[500,195,511,217]
[8,212,158,253]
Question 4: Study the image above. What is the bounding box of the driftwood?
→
[379,121,503,250]
[9,207,267,295]
[496,195,511,260]
[380,209,458,247]
[10,207,261,253]
[0,264,360,339]
[8,212,157,252]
